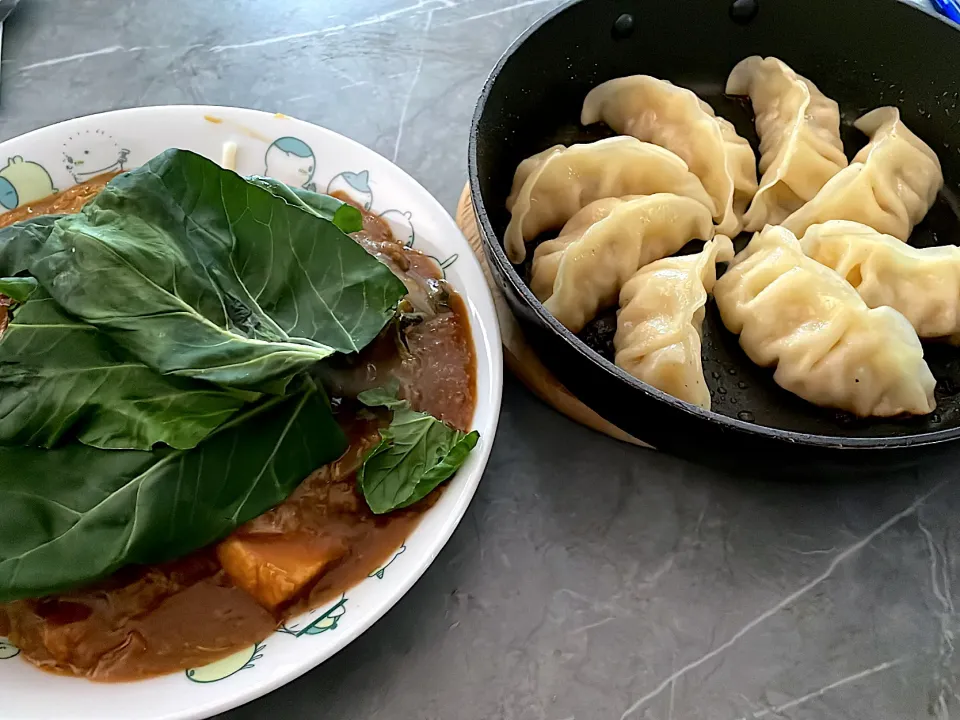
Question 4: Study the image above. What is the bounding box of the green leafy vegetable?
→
[0,276,39,303]
[0,381,346,602]
[0,286,254,450]
[357,383,479,514]
[30,149,406,393]
[0,215,61,277]
[247,176,363,233]
[0,207,254,452]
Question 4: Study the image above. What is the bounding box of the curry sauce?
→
[0,176,476,681]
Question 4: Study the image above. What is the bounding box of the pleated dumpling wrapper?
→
[503,137,714,263]
[726,56,848,230]
[800,220,960,339]
[713,225,935,417]
[530,194,715,332]
[614,236,734,410]
[581,75,758,236]
[782,107,943,240]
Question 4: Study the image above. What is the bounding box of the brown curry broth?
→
[0,176,476,681]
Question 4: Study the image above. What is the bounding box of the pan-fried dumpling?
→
[529,197,623,302]
[504,137,714,263]
[800,220,960,339]
[782,108,943,240]
[581,75,758,236]
[531,194,715,332]
[713,225,935,417]
[615,236,734,409]
[726,56,847,230]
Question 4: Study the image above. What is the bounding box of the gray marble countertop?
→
[1,1,958,718]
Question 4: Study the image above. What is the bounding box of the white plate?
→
[0,106,502,720]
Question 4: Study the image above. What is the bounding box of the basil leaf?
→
[247,176,363,233]
[357,384,479,514]
[0,276,38,303]
[356,379,407,409]
[0,381,346,602]
[0,287,254,450]
[30,150,406,393]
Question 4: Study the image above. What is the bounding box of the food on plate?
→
[29,152,403,393]
[726,55,848,230]
[782,107,943,239]
[530,194,714,332]
[503,137,713,263]
[0,149,479,680]
[0,279,256,450]
[354,383,478,514]
[714,225,936,417]
[800,220,960,339]
[581,75,758,235]
[614,236,734,410]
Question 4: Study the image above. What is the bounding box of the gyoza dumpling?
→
[801,220,960,338]
[529,197,624,301]
[782,108,943,240]
[713,225,935,417]
[726,56,848,230]
[504,137,714,263]
[615,236,734,409]
[531,194,715,332]
[581,75,758,235]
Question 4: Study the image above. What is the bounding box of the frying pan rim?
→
[467,0,960,451]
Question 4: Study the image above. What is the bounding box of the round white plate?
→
[0,106,502,720]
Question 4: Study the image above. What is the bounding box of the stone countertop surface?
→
[0,1,957,718]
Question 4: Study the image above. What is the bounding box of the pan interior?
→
[472,0,960,440]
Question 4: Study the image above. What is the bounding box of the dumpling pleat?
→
[530,194,715,332]
[503,137,713,263]
[713,225,935,417]
[781,107,943,240]
[581,75,757,236]
[614,237,735,410]
[800,220,960,339]
[726,56,847,230]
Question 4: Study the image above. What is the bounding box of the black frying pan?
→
[468,0,960,469]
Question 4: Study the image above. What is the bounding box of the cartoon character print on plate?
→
[185,642,265,684]
[0,638,20,660]
[327,170,373,210]
[264,136,317,191]
[369,544,407,579]
[379,209,415,247]
[426,253,459,279]
[0,156,56,210]
[277,595,347,638]
[62,130,130,183]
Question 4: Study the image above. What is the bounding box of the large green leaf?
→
[0,382,346,602]
[0,214,254,451]
[247,176,363,233]
[357,384,479,514]
[0,215,61,277]
[30,150,406,392]
[0,286,254,450]
[0,276,39,303]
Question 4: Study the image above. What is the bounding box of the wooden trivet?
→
[455,185,647,447]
